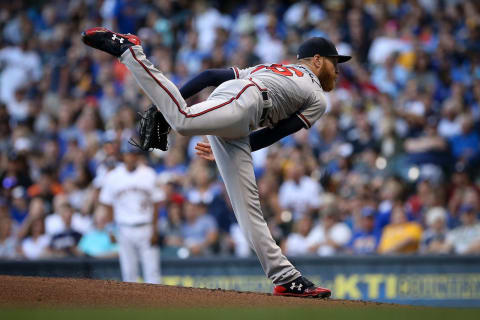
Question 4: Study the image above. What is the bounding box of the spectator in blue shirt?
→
[348,207,380,255]
[180,199,218,256]
[449,114,480,168]
[78,206,118,258]
[49,203,82,257]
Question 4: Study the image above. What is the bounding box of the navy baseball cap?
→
[297,37,351,63]
[459,205,475,214]
[102,130,117,144]
[361,207,376,218]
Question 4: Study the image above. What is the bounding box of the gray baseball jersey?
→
[231,63,327,129]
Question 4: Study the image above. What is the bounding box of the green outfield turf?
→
[0,307,479,320]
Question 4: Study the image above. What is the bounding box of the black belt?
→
[249,78,268,100]
[119,222,151,228]
[260,91,270,123]
[249,78,269,122]
[261,91,268,101]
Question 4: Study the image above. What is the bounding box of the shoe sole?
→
[81,27,141,47]
[81,27,108,46]
[273,291,331,299]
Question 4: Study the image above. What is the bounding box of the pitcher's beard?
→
[319,72,336,92]
[318,63,337,91]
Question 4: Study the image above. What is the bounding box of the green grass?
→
[1,307,479,320]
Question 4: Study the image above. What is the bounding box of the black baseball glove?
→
[129,104,171,151]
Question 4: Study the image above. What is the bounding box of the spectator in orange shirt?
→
[27,167,63,208]
[378,203,423,254]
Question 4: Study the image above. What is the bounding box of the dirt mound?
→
[0,275,394,308]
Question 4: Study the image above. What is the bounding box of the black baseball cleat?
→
[273,276,331,298]
[81,27,141,57]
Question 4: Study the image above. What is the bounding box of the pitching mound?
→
[0,275,390,308]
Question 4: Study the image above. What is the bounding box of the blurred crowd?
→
[1,0,480,261]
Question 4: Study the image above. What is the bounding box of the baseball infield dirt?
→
[0,275,391,309]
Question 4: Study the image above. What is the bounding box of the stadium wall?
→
[1,256,479,307]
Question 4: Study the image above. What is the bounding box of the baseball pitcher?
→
[83,27,350,297]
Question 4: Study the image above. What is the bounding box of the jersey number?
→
[251,64,303,77]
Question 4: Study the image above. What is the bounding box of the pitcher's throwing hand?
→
[195,142,215,161]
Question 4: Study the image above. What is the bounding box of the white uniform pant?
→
[117,224,161,284]
[120,46,300,285]
[207,136,300,284]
